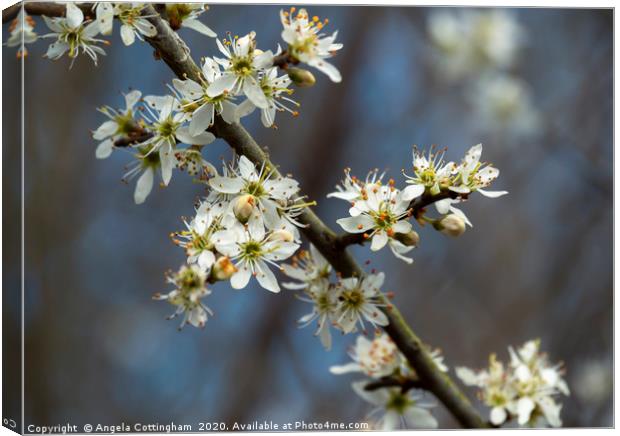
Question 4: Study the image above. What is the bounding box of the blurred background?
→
[2,3,613,429]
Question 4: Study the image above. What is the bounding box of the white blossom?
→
[236,67,300,127]
[139,95,215,186]
[208,155,302,231]
[121,144,162,204]
[295,279,339,350]
[330,334,402,378]
[213,219,299,293]
[153,264,213,329]
[172,57,239,135]
[403,146,458,198]
[41,3,106,67]
[333,177,419,263]
[469,73,540,138]
[450,143,508,198]
[207,32,275,108]
[280,7,343,82]
[427,9,524,80]
[352,381,438,430]
[172,200,227,272]
[282,244,331,291]
[93,89,142,159]
[335,272,389,333]
[114,3,158,46]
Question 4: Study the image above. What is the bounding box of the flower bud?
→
[287,67,316,87]
[210,256,237,282]
[395,230,420,247]
[269,229,295,243]
[233,194,255,223]
[436,214,466,237]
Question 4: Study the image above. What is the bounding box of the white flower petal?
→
[336,216,375,233]
[95,138,114,159]
[206,74,237,97]
[93,120,117,140]
[134,168,154,204]
[401,184,425,201]
[209,176,244,194]
[182,18,216,37]
[189,103,214,135]
[403,407,438,429]
[175,126,215,145]
[120,25,136,46]
[255,261,280,293]
[478,188,508,198]
[370,231,388,251]
[66,3,84,29]
[490,407,507,426]
[230,266,252,289]
[243,77,269,109]
[329,362,362,375]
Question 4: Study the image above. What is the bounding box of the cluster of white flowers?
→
[150,154,309,328]
[427,9,524,80]
[427,9,540,139]
[456,339,570,427]
[281,246,388,349]
[6,3,217,65]
[329,144,506,263]
[327,334,447,429]
[93,8,343,204]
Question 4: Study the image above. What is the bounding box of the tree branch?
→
[364,375,427,393]
[13,3,489,428]
[2,2,94,23]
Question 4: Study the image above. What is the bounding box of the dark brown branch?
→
[364,375,427,393]
[17,3,490,428]
[113,132,153,148]
[3,2,94,24]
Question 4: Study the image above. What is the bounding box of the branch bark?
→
[12,3,489,428]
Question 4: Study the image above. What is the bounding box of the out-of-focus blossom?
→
[457,339,570,427]
[330,334,402,378]
[427,9,524,80]
[153,265,213,329]
[352,381,438,430]
[468,73,541,138]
